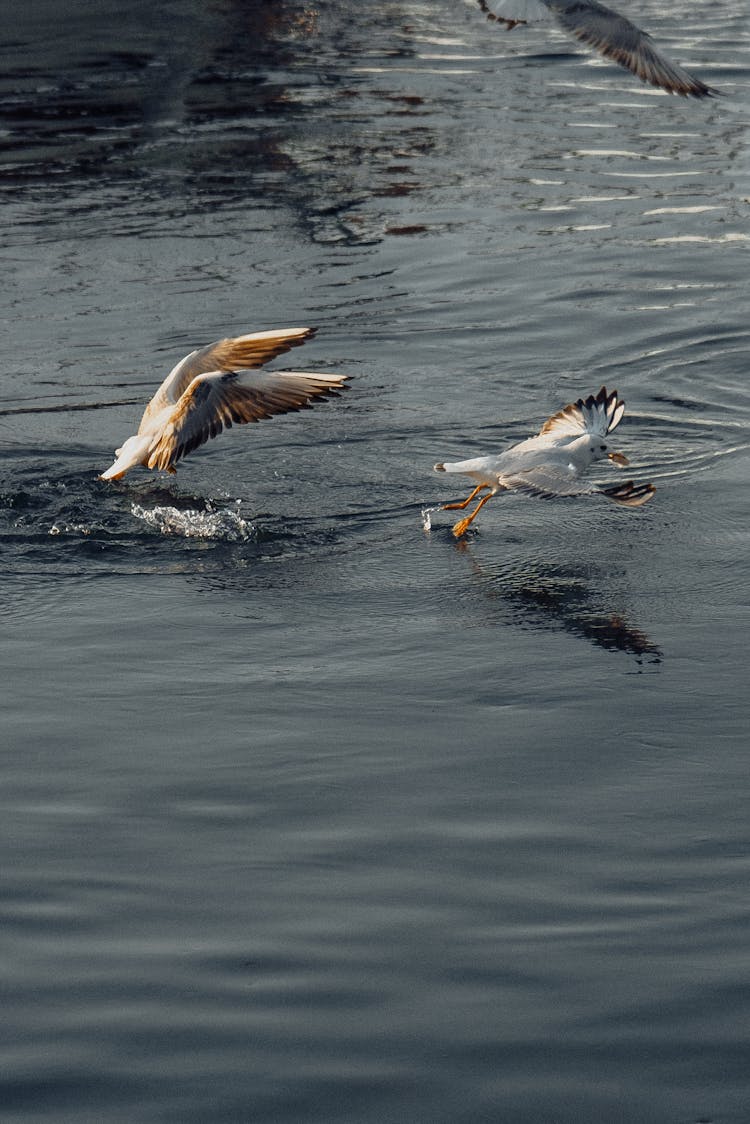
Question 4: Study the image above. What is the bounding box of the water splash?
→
[49,521,92,536]
[421,505,442,532]
[130,501,255,542]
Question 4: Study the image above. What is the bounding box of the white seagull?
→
[433,386,655,538]
[99,327,348,481]
[476,0,719,97]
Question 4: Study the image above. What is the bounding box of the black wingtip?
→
[600,480,656,508]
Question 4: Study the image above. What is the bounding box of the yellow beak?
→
[608,452,629,467]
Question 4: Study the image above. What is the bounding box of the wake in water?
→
[130,501,254,541]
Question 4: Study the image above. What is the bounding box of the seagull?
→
[433,386,655,538]
[476,0,719,97]
[99,327,348,481]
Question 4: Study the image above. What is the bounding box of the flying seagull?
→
[476,0,718,97]
[432,386,655,538]
[99,327,348,481]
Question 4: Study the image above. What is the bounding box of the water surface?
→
[1,2,749,1121]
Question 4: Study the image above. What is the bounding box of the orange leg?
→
[451,490,497,539]
[442,483,490,512]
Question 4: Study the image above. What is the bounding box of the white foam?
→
[131,502,254,542]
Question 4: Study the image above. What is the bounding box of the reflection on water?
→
[455,541,662,662]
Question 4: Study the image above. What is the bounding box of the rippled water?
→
[1,1,749,1121]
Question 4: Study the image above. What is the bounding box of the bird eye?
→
[600,444,607,451]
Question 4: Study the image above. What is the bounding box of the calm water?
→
[2,1,749,1121]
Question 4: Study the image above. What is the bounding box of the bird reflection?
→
[454,539,661,663]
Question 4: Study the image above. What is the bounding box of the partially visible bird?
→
[99,327,348,481]
[433,386,655,538]
[476,0,719,98]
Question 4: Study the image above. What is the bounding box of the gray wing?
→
[146,369,347,472]
[503,464,588,496]
[139,327,317,433]
[550,0,717,97]
[505,468,655,506]
[479,0,718,97]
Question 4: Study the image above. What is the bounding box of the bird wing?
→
[145,369,348,472]
[503,468,656,506]
[539,386,624,439]
[479,0,718,97]
[139,327,317,434]
[599,479,656,507]
[502,464,588,497]
[549,0,717,97]
[478,0,553,25]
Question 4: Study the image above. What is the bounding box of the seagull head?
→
[590,438,629,468]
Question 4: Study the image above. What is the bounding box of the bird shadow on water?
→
[448,536,662,667]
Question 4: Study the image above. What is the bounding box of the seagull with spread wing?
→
[433,386,655,538]
[476,0,718,97]
[99,327,347,481]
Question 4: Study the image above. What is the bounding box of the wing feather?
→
[478,0,718,97]
[539,386,624,438]
[503,464,587,497]
[599,479,656,507]
[146,369,347,472]
[554,0,717,97]
[501,468,655,506]
[139,327,317,433]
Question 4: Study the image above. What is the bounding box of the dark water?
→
[2,2,749,1120]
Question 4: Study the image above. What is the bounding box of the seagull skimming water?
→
[433,386,655,538]
[476,0,718,97]
[99,327,348,481]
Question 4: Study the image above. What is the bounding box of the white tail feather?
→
[99,434,152,480]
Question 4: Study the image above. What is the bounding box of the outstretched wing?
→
[502,468,655,506]
[599,479,656,507]
[503,464,588,496]
[478,0,718,97]
[146,369,348,472]
[539,386,624,439]
[553,0,717,97]
[140,327,317,433]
